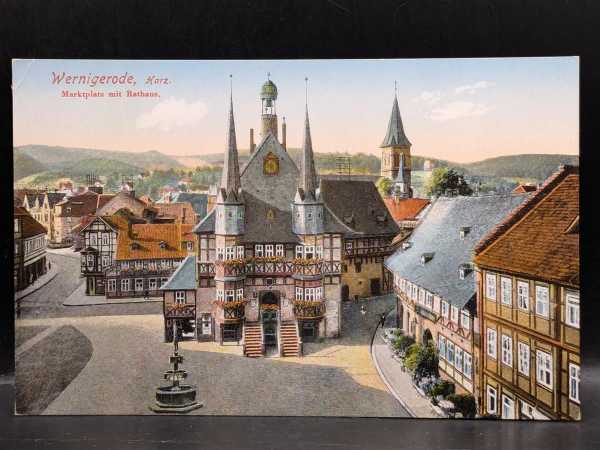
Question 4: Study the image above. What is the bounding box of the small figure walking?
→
[379,312,386,328]
[144,289,150,300]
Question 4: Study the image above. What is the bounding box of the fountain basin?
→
[150,385,203,413]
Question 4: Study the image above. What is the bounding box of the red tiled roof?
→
[512,184,538,193]
[154,202,196,224]
[116,223,187,261]
[56,191,99,217]
[474,166,579,287]
[15,206,47,237]
[383,197,430,222]
[96,194,116,210]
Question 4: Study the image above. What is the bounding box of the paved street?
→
[16,296,410,416]
[17,251,160,319]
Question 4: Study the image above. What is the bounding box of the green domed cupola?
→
[260,74,279,138]
[260,79,278,103]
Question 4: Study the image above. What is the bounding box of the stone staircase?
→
[280,321,300,357]
[243,322,263,358]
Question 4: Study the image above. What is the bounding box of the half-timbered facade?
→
[14,206,47,292]
[385,193,529,395]
[473,165,580,420]
[162,78,399,357]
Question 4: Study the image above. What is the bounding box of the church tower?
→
[380,85,412,191]
[260,74,278,139]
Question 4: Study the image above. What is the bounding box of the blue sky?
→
[12,58,578,163]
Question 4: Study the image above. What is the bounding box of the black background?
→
[1,1,599,449]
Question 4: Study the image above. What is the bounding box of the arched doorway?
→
[260,291,279,354]
[422,328,433,346]
[341,285,350,302]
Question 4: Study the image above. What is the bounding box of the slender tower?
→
[380,81,412,188]
[391,153,411,199]
[260,73,278,138]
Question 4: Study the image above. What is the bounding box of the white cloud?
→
[430,101,492,121]
[454,80,496,95]
[136,97,208,132]
[413,90,442,104]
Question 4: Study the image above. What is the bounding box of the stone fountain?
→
[150,321,203,413]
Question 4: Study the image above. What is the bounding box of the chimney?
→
[281,117,287,150]
[249,128,256,154]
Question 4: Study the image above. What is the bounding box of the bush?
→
[403,343,421,371]
[447,394,477,419]
[393,329,403,338]
[428,379,455,400]
[393,335,415,355]
[412,343,439,381]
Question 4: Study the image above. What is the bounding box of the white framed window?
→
[101,255,110,268]
[135,278,144,291]
[225,290,235,302]
[225,246,235,260]
[535,285,550,318]
[502,395,515,420]
[461,311,470,329]
[265,244,274,257]
[216,247,224,260]
[149,278,157,290]
[90,233,97,246]
[517,280,529,310]
[501,277,512,306]
[295,286,303,300]
[305,245,315,259]
[122,261,129,269]
[411,284,418,301]
[315,245,323,259]
[255,244,264,257]
[186,241,194,251]
[441,301,449,319]
[464,352,473,379]
[501,334,513,367]
[175,291,185,304]
[275,244,284,257]
[487,385,497,414]
[536,350,553,390]
[520,400,534,420]
[216,289,224,301]
[418,289,425,305]
[305,288,315,301]
[447,341,455,364]
[569,363,580,403]
[450,306,459,323]
[425,292,433,309]
[201,314,212,335]
[455,347,463,372]
[161,277,168,286]
[565,292,580,328]
[236,245,244,258]
[107,279,116,292]
[438,335,446,360]
[87,254,94,267]
[487,328,497,359]
[236,288,244,300]
[295,245,303,258]
[102,233,109,245]
[518,342,530,376]
[121,278,130,291]
[486,273,497,300]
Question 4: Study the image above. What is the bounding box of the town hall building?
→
[161,78,400,357]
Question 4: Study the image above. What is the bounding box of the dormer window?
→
[402,241,412,250]
[460,227,471,239]
[159,241,167,249]
[459,263,472,279]
[130,242,140,250]
[420,252,434,264]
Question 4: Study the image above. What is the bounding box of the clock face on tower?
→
[263,152,279,176]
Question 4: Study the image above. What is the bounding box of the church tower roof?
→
[381,92,411,148]
[219,79,242,202]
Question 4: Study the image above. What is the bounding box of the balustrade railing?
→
[344,245,393,258]
[164,304,196,318]
[293,300,326,319]
[201,259,342,277]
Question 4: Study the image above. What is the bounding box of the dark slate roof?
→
[26,193,44,207]
[160,255,197,290]
[193,209,215,233]
[166,193,209,218]
[320,179,400,237]
[381,95,411,148]
[47,192,67,208]
[243,192,299,243]
[384,193,529,309]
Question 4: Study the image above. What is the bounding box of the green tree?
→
[376,177,393,197]
[424,167,473,197]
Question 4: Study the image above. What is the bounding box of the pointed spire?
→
[381,86,411,148]
[300,78,318,198]
[220,75,241,198]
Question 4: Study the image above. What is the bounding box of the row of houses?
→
[14,206,48,292]
[384,165,580,420]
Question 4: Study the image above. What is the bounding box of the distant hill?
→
[15,145,184,172]
[457,154,579,180]
[14,152,46,180]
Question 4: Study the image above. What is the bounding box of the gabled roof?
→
[46,192,67,208]
[384,198,430,222]
[193,209,215,234]
[320,179,400,237]
[55,191,99,217]
[160,255,197,290]
[96,194,116,210]
[381,95,411,148]
[15,206,47,238]
[154,202,196,224]
[116,223,187,261]
[385,193,530,309]
[162,192,208,218]
[474,165,579,288]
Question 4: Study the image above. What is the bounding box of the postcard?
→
[13,58,579,419]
